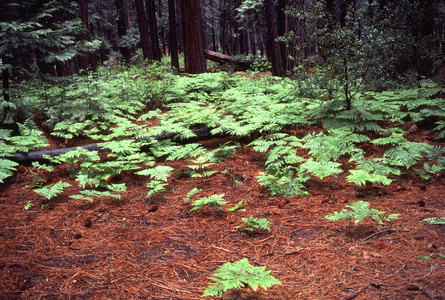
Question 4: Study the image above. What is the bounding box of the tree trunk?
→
[264,0,284,77]
[146,0,161,61]
[135,0,154,61]
[168,0,180,74]
[114,0,131,63]
[79,0,96,72]
[181,0,206,74]
[2,67,9,103]
[175,0,184,53]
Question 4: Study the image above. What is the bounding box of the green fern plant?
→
[422,217,445,225]
[0,159,19,183]
[145,180,168,199]
[33,181,72,200]
[227,200,244,212]
[183,187,203,203]
[190,194,227,211]
[325,201,399,225]
[236,216,271,232]
[202,258,282,297]
[185,156,217,178]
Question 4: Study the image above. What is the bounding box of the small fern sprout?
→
[236,216,271,232]
[202,258,282,297]
[190,194,227,211]
[325,201,399,227]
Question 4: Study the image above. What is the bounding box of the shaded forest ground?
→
[0,124,444,299]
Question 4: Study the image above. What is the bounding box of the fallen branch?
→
[13,127,212,163]
[362,228,412,242]
[204,50,254,71]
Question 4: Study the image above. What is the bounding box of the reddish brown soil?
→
[0,128,444,300]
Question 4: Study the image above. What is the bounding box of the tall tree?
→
[264,0,284,76]
[168,0,180,73]
[114,0,131,63]
[135,0,154,61]
[146,0,161,61]
[181,0,206,73]
[80,0,97,71]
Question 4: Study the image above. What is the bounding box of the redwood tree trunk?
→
[168,0,180,73]
[114,0,131,63]
[146,0,161,61]
[80,0,96,72]
[181,0,206,74]
[135,0,154,61]
[264,0,284,77]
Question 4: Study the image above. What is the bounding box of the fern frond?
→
[34,181,71,200]
[136,165,174,181]
[202,258,281,297]
[301,159,343,179]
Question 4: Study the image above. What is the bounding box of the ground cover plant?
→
[0,65,444,299]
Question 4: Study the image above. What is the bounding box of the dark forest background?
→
[1,0,444,81]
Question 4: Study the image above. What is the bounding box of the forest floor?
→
[1,121,445,299]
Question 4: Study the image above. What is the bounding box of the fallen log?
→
[13,127,212,163]
[204,50,254,71]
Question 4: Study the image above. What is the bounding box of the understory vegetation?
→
[1,63,444,297]
[2,64,444,200]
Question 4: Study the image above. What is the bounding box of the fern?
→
[0,159,19,183]
[7,119,49,152]
[209,142,239,162]
[325,201,399,224]
[347,153,400,186]
[183,187,203,203]
[422,217,445,225]
[302,128,368,161]
[136,165,174,181]
[33,181,72,200]
[190,194,227,211]
[236,216,271,231]
[301,159,343,179]
[202,258,282,297]
[227,200,244,212]
[257,170,309,197]
[146,180,168,198]
[185,156,217,178]
[70,185,124,202]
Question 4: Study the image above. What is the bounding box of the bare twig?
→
[362,228,411,242]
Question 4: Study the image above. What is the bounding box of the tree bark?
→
[168,0,180,74]
[181,0,206,74]
[146,0,161,61]
[204,50,253,70]
[135,0,154,61]
[264,0,284,77]
[114,0,131,63]
[2,67,9,103]
[13,127,212,164]
[79,0,96,72]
